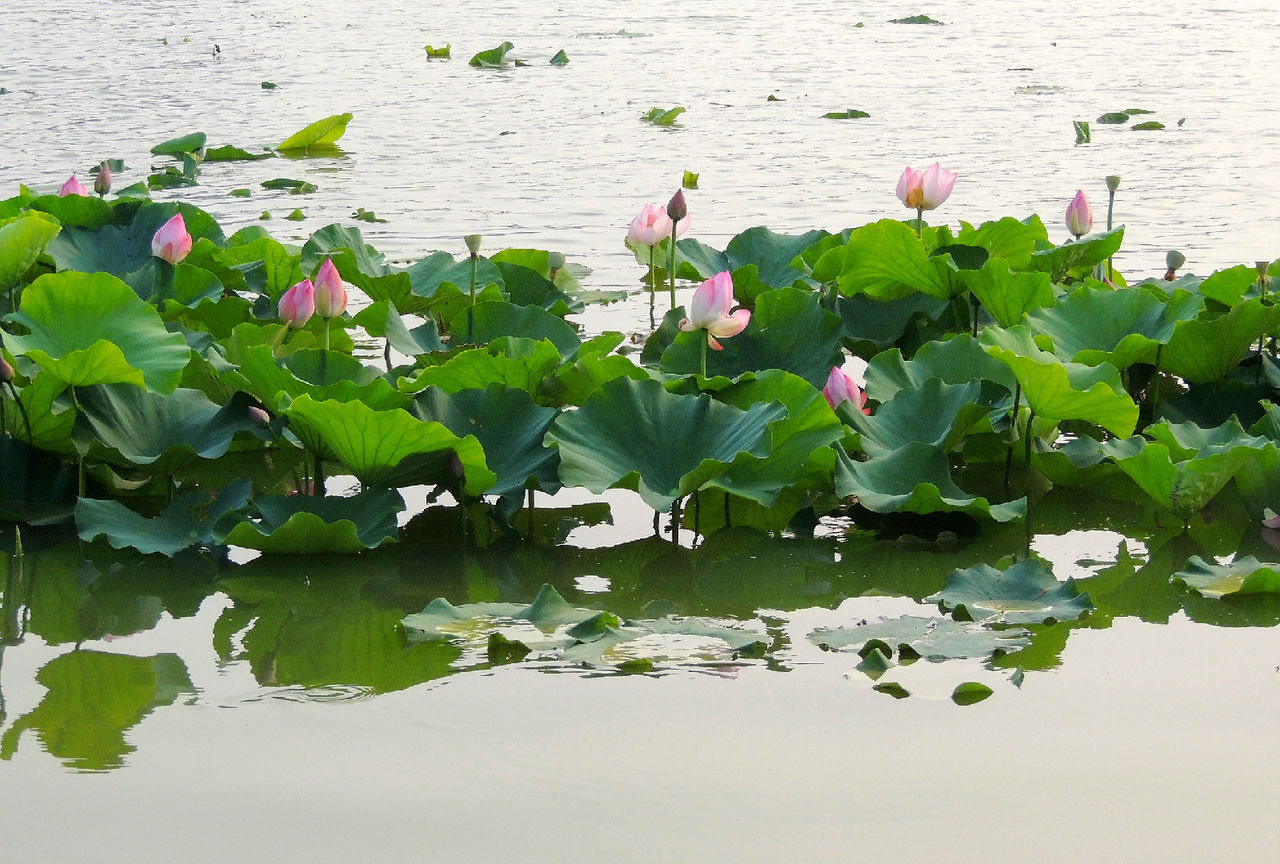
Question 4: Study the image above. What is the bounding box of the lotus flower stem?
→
[670,498,680,545]
[915,207,923,238]
[1024,409,1036,488]
[467,252,478,343]
[527,488,535,536]
[1151,346,1162,418]
[653,510,660,536]
[314,455,325,497]
[1003,381,1022,490]
[724,492,732,528]
[668,236,678,309]
[649,246,657,328]
[692,491,700,542]
[9,385,37,446]
[700,336,708,379]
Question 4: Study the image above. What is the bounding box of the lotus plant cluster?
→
[0,150,1276,579]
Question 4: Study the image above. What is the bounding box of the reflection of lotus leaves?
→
[808,614,1029,660]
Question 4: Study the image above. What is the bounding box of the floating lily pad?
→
[952,681,994,705]
[1172,556,1280,599]
[222,488,404,553]
[150,132,206,156]
[204,145,274,162]
[1131,121,1164,131]
[75,478,252,557]
[1096,112,1130,124]
[822,109,870,120]
[810,615,1029,660]
[277,112,352,152]
[928,559,1093,624]
[469,41,515,67]
[424,44,451,59]
[641,106,686,126]
[683,170,699,189]
[890,14,942,23]
[550,49,569,66]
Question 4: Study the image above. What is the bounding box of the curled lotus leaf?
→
[0,213,60,289]
[927,558,1093,624]
[221,488,404,554]
[1172,556,1280,599]
[835,443,1026,522]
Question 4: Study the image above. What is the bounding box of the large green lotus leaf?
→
[809,615,1030,660]
[546,376,785,511]
[837,219,955,300]
[404,584,605,641]
[1027,227,1124,282]
[642,236,730,282]
[151,131,207,156]
[559,616,770,668]
[981,325,1137,436]
[75,478,253,556]
[73,385,258,474]
[299,223,421,311]
[351,300,444,357]
[0,650,194,771]
[1160,298,1280,384]
[700,369,843,505]
[654,288,842,388]
[1030,435,1118,487]
[469,41,515,67]
[400,337,561,396]
[491,248,585,296]
[1172,555,1280,599]
[541,335,651,406]
[228,344,408,412]
[956,215,1046,271]
[1187,264,1264,306]
[1100,420,1272,520]
[277,112,352,151]
[405,249,503,306]
[928,558,1093,624]
[1,370,76,454]
[448,300,580,354]
[847,378,989,455]
[1025,283,1203,369]
[834,292,950,353]
[44,201,224,278]
[282,394,494,494]
[0,213,60,288]
[494,260,581,316]
[864,334,1017,411]
[26,193,114,229]
[412,385,560,496]
[0,436,77,524]
[835,443,1025,521]
[958,258,1054,328]
[4,272,190,393]
[221,488,403,553]
[721,226,829,289]
[1237,403,1280,517]
[207,234,303,300]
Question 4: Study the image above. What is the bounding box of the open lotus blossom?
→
[1066,189,1093,238]
[823,366,870,415]
[627,203,672,247]
[313,257,348,318]
[58,174,88,197]
[896,162,957,211]
[679,270,750,350]
[151,213,193,264]
[278,278,315,327]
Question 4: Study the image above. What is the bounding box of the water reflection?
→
[3,489,1280,770]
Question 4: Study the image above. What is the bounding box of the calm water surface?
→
[2,1,1280,860]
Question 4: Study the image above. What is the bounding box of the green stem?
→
[670,498,680,546]
[1152,346,1163,418]
[1024,409,1036,491]
[914,207,923,238]
[467,253,478,343]
[1106,188,1116,281]
[700,334,708,378]
[667,235,677,309]
[1003,381,1022,490]
[314,454,325,497]
[323,317,330,353]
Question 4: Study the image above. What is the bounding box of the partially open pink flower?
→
[59,174,88,197]
[278,278,315,327]
[679,270,750,350]
[896,163,956,211]
[627,203,672,248]
[151,213,192,264]
[313,257,347,318]
[823,366,870,415]
[1066,189,1093,238]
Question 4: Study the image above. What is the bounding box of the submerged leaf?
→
[928,559,1093,624]
[1172,556,1280,599]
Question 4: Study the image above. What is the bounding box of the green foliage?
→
[277,113,353,152]
[641,106,686,126]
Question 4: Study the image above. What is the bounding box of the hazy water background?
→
[3,1,1280,861]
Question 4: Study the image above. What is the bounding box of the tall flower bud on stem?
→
[1105,175,1120,280]
[94,162,112,197]
[666,190,688,309]
[464,235,482,343]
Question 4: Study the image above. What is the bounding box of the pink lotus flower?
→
[679,270,750,350]
[151,213,192,264]
[278,279,315,327]
[895,162,957,211]
[94,162,112,197]
[313,257,347,318]
[627,203,673,247]
[823,366,870,415]
[58,174,88,197]
[1066,189,1093,238]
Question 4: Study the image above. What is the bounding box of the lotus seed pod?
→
[547,251,565,271]
[1105,175,1121,192]
[1256,261,1271,278]
[1165,250,1186,272]
[464,234,482,255]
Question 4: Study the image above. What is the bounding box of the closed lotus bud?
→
[313,257,347,318]
[0,356,13,384]
[248,406,270,427]
[151,213,193,264]
[58,174,88,197]
[94,162,112,196]
[1065,190,1093,238]
[278,278,315,327]
[1105,175,1121,192]
[667,189,687,223]
[464,234,482,256]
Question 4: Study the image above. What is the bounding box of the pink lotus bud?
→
[678,270,750,350]
[919,163,957,210]
[0,356,13,384]
[248,406,271,427]
[94,162,112,196]
[666,189,688,224]
[151,213,193,264]
[822,366,870,415]
[627,203,672,247]
[313,257,347,318]
[59,174,88,197]
[278,279,315,327]
[1066,190,1093,238]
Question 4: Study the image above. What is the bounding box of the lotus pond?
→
[4,1,1280,861]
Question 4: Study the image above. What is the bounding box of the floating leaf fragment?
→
[641,106,686,126]
[424,44,451,59]
[822,109,871,120]
[550,49,569,66]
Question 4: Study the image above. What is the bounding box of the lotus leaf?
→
[834,292,950,353]
[928,558,1093,624]
[957,215,1046,271]
[1172,555,1280,599]
[221,488,404,553]
[1159,298,1280,384]
[0,213,60,289]
[641,106,685,126]
[809,614,1029,660]
[546,376,786,511]
[75,478,253,556]
[203,145,274,162]
[959,258,1054,328]
[4,272,191,393]
[448,300,580,354]
[277,113,352,152]
[847,378,989,455]
[281,394,495,494]
[469,42,515,67]
[1027,227,1124,282]
[835,443,1026,521]
[865,334,1016,404]
[837,219,956,300]
[401,337,561,397]
[150,132,206,156]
